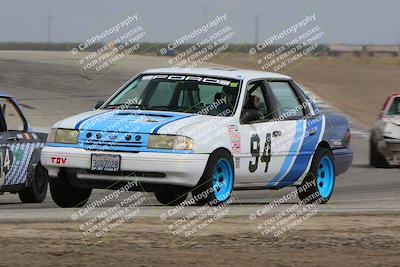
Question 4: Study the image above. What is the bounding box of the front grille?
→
[83,141,143,148]
[78,130,148,152]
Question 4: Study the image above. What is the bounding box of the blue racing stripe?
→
[75,111,110,130]
[275,115,324,188]
[76,110,188,133]
[268,120,305,187]
[152,115,192,134]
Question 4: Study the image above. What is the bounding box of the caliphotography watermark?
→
[68,10,147,80]
[74,97,155,153]
[158,13,237,68]
[70,180,146,245]
[159,185,237,244]
[248,178,324,242]
[249,11,328,73]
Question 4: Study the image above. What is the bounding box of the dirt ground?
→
[1,214,399,267]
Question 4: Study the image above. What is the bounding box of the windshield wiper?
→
[145,106,178,111]
[105,104,149,109]
[173,106,202,113]
[127,104,149,109]
[105,104,202,113]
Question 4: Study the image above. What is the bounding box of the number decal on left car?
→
[248,133,272,173]
[0,147,13,186]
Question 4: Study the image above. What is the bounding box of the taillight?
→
[343,128,351,147]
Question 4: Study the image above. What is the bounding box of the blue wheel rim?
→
[212,158,233,202]
[317,156,334,198]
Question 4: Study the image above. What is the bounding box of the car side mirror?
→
[94,101,105,109]
[241,109,262,124]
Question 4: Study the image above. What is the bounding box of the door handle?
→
[309,128,317,136]
[273,131,281,137]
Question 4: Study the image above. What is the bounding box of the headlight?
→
[47,128,80,144]
[147,135,193,151]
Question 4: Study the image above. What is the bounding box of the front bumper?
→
[40,146,209,187]
[378,138,400,164]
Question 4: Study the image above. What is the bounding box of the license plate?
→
[91,154,121,172]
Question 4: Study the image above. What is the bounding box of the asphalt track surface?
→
[0,51,399,222]
[1,136,399,223]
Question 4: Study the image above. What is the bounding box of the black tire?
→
[154,188,188,206]
[297,147,335,204]
[192,149,234,206]
[369,137,389,168]
[49,173,92,208]
[18,164,48,203]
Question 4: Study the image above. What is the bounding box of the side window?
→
[268,81,304,118]
[244,81,269,117]
[0,98,25,131]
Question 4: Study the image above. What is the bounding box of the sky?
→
[0,0,399,44]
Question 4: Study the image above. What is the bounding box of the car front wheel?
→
[49,172,92,208]
[369,137,389,168]
[18,164,48,203]
[192,149,234,206]
[154,188,188,206]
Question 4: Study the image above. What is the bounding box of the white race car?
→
[41,68,353,207]
[370,93,400,167]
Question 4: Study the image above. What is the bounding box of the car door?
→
[0,97,45,188]
[235,80,300,186]
[265,80,321,188]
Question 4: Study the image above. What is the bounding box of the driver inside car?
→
[244,95,263,121]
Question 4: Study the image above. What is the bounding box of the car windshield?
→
[104,74,241,116]
[387,97,400,115]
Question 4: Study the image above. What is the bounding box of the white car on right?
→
[370,93,400,167]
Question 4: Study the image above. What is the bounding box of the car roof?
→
[382,93,400,111]
[0,92,13,98]
[141,67,291,80]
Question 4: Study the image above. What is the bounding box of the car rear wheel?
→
[154,188,188,206]
[18,164,48,203]
[49,173,92,208]
[297,147,335,204]
[369,137,389,168]
[192,150,234,206]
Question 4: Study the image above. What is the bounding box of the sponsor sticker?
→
[227,125,240,154]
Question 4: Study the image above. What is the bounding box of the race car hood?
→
[383,115,400,126]
[52,109,215,135]
[382,115,400,139]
